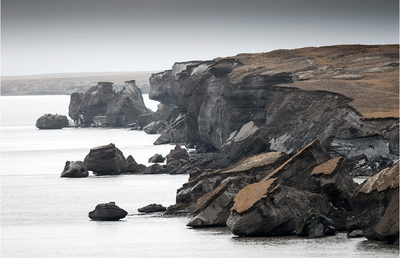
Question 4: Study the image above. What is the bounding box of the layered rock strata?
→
[147,45,399,174]
[176,140,358,236]
[69,80,148,126]
[347,163,399,244]
[168,151,289,222]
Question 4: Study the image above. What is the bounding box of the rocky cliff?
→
[69,80,149,126]
[147,45,399,172]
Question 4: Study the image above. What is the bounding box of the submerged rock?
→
[83,143,127,175]
[138,204,167,213]
[88,202,128,221]
[36,114,69,129]
[60,161,88,178]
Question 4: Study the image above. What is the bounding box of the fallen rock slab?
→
[348,163,399,244]
[88,202,128,221]
[60,161,88,178]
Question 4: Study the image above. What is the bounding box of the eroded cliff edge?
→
[147,45,399,170]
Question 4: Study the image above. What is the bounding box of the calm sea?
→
[1,95,398,258]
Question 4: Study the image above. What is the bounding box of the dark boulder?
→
[138,203,167,213]
[347,163,399,244]
[88,202,128,221]
[148,154,166,163]
[60,161,88,178]
[83,143,127,175]
[296,210,336,238]
[36,114,69,129]
[143,121,167,134]
[166,144,189,165]
[143,164,164,174]
[126,155,146,174]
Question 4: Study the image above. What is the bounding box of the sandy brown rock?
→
[227,140,357,236]
[171,151,289,223]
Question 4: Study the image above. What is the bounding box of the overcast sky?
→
[1,0,399,76]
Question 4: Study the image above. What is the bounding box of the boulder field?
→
[169,139,398,243]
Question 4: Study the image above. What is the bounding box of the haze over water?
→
[1,95,398,257]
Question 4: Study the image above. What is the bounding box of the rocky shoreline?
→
[50,44,399,245]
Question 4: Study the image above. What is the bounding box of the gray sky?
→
[1,0,399,76]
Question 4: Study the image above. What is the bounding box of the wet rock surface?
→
[60,161,88,178]
[36,114,69,129]
[88,202,128,221]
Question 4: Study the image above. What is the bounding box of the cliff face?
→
[69,80,148,126]
[149,45,399,164]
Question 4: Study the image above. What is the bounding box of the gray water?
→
[1,95,398,258]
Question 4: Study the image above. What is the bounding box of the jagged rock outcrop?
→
[347,163,399,244]
[83,143,127,175]
[88,202,128,221]
[226,140,358,236]
[60,161,88,178]
[36,114,69,129]
[126,155,146,174]
[147,45,399,173]
[69,80,148,126]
